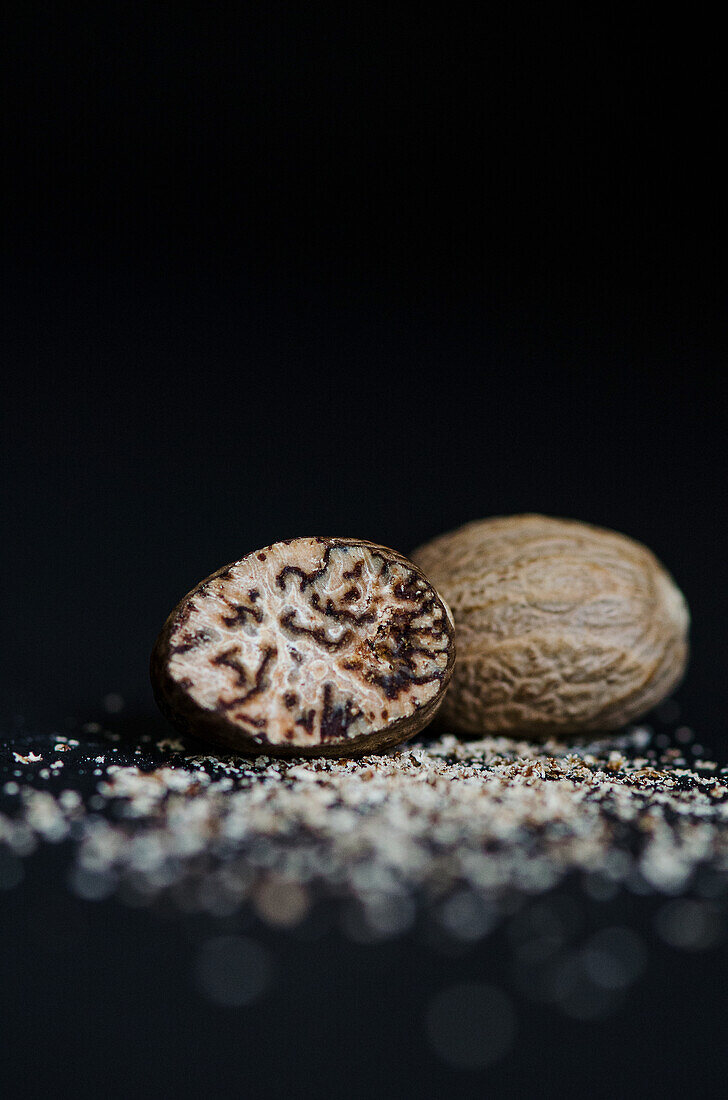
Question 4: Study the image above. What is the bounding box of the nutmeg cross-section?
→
[151,538,455,757]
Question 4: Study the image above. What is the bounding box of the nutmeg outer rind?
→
[411,515,689,737]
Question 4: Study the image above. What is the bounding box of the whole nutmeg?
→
[151,537,455,757]
[411,515,689,737]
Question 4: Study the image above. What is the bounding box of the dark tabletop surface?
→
[3,701,728,1099]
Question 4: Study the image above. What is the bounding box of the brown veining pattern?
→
[160,538,453,749]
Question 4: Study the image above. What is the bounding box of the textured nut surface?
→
[151,537,455,757]
[412,515,689,736]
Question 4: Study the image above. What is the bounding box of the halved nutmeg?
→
[150,537,455,757]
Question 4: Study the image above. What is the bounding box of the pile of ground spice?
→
[2,719,727,935]
[4,716,728,1028]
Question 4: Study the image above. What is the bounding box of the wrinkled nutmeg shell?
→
[151,537,455,757]
[411,515,689,737]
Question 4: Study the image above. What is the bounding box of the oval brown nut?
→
[411,515,689,737]
[151,537,455,757]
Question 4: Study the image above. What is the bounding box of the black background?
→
[3,6,727,1097]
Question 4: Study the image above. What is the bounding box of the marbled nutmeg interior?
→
[153,538,454,753]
